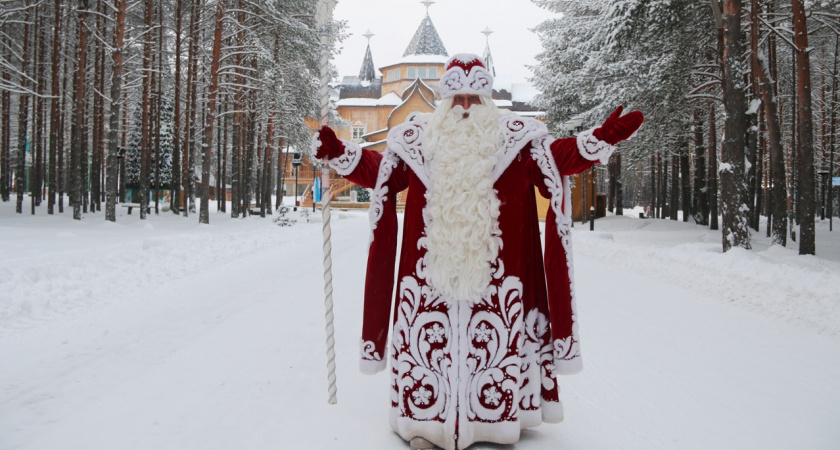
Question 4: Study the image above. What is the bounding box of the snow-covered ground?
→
[1,200,839,449]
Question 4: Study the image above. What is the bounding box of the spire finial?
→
[363,29,374,44]
[421,0,434,15]
[481,27,493,45]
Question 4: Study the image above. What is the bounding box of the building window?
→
[418,67,427,79]
[429,67,438,78]
[352,125,366,142]
[387,70,394,81]
[407,67,416,79]
[395,68,401,79]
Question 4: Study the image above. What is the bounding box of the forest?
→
[0,0,342,223]
[1,0,839,256]
[533,0,840,255]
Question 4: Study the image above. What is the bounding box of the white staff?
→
[316,0,337,405]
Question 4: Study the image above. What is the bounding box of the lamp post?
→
[292,151,302,211]
[819,168,830,220]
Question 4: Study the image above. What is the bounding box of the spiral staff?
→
[316,0,337,405]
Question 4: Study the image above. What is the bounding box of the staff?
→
[316,0,337,405]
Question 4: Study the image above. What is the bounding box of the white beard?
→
[423,97,503,302]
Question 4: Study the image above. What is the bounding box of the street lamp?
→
[292,151,302,211]
[819,168,830,221]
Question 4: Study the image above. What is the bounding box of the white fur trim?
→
[529,137,572,237]
[541,399,565,423]
[367,149,401,246]
[492,116,548,181]
[552,337,582,374]
[577,127,616,164]
[385,116,548,187]
[387,121,429,188]
[326,139,362,176]
[359,358,386,375]
[310,132,322,153]
[360,339,386,374]
[530,138,583,370]
[439,54,494,100]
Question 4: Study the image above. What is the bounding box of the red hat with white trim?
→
[438,53,494,100]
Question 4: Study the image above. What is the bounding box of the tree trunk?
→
[16,2,32,214]
[171,0,182,214]
[680,138,690,222]
[70,0,89,220]
[720,0,751,251]
[90,0,104,213]
[709,103,719,231]
[1,31,10,203]
[693,109,709,225]
[615,150,623,215]
[59,14,71,213]
[31,6,43,214]
[139,0,152,219]
[660,152,667,219]
[153,0,163,215]
[670,153,678,220]
[105,0,125,221]
[262,115,274,216]
[650,153,656,217]
[199,0,225,224]
[221,95,228,213]
[277,137,286,209]
[792,0,815,255]
[49,0,63,214]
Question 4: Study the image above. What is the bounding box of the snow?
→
[1,201,839,449]
[335,92,402,107]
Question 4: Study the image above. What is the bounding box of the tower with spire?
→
[334,1,542,153]
[358,30,377,83]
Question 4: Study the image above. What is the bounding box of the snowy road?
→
[1,207,839,449]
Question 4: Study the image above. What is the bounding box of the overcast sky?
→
[332,0,556,84]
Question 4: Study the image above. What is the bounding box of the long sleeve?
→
[357,149,409,374]
[527,131,616,375]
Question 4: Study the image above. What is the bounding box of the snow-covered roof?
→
[403,14,447,57]
[493,74,512,94]
[511,83,540,103]
[336,92,402,107]
[492,99,513,108]
[397,54,449,65]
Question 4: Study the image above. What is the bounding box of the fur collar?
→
[385,115,548,189]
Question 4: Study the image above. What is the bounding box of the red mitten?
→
[593,106,644,145]
[313,125,344,160]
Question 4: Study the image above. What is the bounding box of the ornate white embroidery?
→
[393,275,452,421]
[326,139,363,176]
[529,137,571,238]
[368,150,400,246]
[530,137,581,365]
[553,336,580,362]
[518,309,554,411]
[387,122,429,188]
[577,127,616,164]
[360,339,382,361]
[385,116,548,187]
[438,66,494,99]
[465,275,524,422]
[493,116,547,181]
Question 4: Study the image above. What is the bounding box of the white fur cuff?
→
[327,139,363,176]
[359,358,387,375]
[577,127,616,165]
[554,357,583,375]
[541,399,565,423]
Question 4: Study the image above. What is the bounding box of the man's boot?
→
[409,436,436,449]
